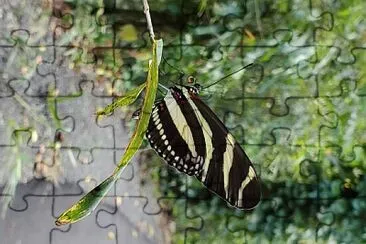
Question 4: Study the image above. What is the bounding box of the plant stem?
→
[142,0,155,41]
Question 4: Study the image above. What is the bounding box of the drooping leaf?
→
[55,39,163,225]
[113,39,163,173]
[55,174,117,226]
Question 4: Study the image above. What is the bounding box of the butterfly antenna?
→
[162,55,185,75]
[158,83,169,92]
[203,63,254,89]
[162,55,186,86]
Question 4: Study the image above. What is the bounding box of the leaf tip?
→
[95,110,105,116]
[55,216,70,226]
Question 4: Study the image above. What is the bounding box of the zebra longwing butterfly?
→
[142,83,261,210]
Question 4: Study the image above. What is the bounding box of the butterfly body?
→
[145,84,261,210]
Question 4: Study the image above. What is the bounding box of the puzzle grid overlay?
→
[0,0,365,243]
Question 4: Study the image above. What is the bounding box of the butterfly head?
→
[187,83,201,95]
[170,83,201,101]
[169,74,202,100]
[185,75,202,95]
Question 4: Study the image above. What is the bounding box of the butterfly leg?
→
[132,100,164,120]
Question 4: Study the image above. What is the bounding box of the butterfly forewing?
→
[188,92,261,209]
[146,85,261,209]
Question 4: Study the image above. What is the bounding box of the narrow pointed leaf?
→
[96,82,146,116]
[55,174,117,225]
[114,39,163,173]
[55,39,163,225]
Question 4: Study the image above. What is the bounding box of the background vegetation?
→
[65,0,366,242]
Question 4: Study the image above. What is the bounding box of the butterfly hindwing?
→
[146,85,261,209]
[146,98,204,176]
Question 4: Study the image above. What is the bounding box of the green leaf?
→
[112,39,163,174]
[96,82,146,116]
[55,174,117,226]
[55,39,163,225]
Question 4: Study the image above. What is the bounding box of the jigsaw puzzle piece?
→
[243,52,317,114]
[52,195,114,244]
[0,195,56,243]
[114,148,195,218]
[3,180,53,211]
[225,198,320,243]
[53,148,123,196]
[183,197,245,243]
[316,207,336,237]
[35,45,139,98]
[0,133,59,210]
[319,93,366,154]
[299,47,343,97]
[297,43,361,98]
[86,47,142,97]
[0,75,12,97]
[96,197,167,243]
[315,197,366,242]
[0,1,55,45]
[111,0,186,46]
[310,1,366,64]
[223,97,325,146]
[161,45,224,83]
[97,108,132,152]
[210,3,297,46]
[96,194,202,244]
[30,47,91,96]
[114,157,161,214]
[0,79,64,147]
[55,80,114,151]
[0,79,59,146]
[160,197,203,243]
[200,44,318,115]
[225,200,288,243]
[346,47,366,94]
[96,15,149,49]
[177,0,333,49]
[52,0,114,47]
[318,144,364,200]
[0,30,53,80]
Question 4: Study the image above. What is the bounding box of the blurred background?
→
[0,0,366,243]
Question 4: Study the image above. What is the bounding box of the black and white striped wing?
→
[146,88,206,176]
[145,86,261,210]
[187,92,261,209]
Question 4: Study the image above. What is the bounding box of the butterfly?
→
[136,82,261,210]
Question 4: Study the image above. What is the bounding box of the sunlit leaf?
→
[55,39,163,225]
[55,174,117,225]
